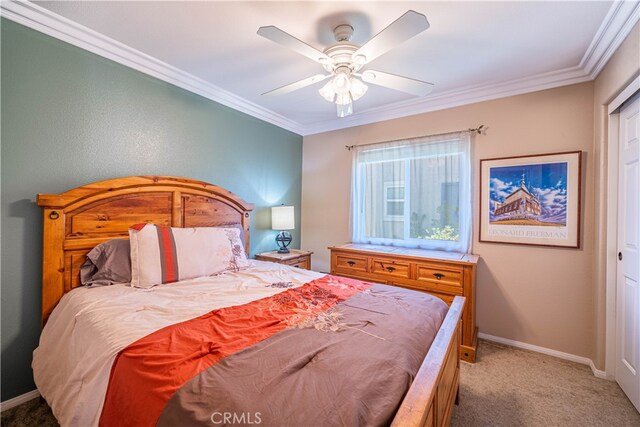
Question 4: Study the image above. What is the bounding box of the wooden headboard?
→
[37,176,254,325]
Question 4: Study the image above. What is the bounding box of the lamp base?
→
[275,231,292,254]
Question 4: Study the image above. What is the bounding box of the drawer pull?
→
[433,273,445,280]
[385,266,396,272]
[347,261,356,267]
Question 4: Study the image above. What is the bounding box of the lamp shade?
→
[272,205,294,230]
[318,74,367,118]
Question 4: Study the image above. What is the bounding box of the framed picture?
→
[479,151,582,248]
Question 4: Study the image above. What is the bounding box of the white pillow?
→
[129,224,249,288]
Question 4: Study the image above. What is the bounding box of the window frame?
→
[351,134,472,253]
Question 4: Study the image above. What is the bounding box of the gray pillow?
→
[80,239,131,286]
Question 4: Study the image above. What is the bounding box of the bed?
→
[34,176,464,427]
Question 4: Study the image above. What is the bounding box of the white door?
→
[616,92,640,412]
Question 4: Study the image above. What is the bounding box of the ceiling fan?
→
[257,10,434,118]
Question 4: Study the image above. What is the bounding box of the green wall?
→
[1,19,303,401]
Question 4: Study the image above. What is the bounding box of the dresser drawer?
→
[371,258,410,279]
[391,279,462,297]
[286,258,310,269]
[334,254,368,273]
[415,263,464,293]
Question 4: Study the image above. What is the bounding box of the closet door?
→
[616,92,640,412]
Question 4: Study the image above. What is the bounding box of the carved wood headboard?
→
[37,176,254,326]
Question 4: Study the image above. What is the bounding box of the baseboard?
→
[589,360,611,380]
[478,333,613,380]
[0,390,40,412]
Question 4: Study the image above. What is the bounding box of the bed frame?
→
[37,175,464,427]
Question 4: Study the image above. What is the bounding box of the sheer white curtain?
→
[351,132,471,252]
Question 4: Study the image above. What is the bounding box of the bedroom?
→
[1,1,639,426]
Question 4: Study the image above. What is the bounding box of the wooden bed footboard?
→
[391,296,465,427]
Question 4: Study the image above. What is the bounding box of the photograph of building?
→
[489,163,568,226]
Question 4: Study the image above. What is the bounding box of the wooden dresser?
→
[330,243,479,363]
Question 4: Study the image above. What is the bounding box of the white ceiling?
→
[17,1,627,134]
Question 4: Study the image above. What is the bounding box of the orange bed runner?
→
[98,275,371,427]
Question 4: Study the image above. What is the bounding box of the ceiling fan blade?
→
[353,11,429,64]
[257,26,332,64]
[361,70,433,96]
[262,74,330,96]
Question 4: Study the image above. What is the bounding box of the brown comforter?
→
[98,275,448,427]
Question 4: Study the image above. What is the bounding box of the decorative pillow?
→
[128,224,249,288]
[80,239,132,286]
[217,223,245,246]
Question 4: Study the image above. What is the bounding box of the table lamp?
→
[272,205,294,253]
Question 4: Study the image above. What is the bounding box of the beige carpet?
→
[451,340,640,426]
[2,340,638,426]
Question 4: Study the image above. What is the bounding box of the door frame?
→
[605,75,640,377]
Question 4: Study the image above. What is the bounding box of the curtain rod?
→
[344,125,485,151]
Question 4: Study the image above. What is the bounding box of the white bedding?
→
[32,260,324,427]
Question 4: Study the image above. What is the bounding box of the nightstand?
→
[255,249,313,270]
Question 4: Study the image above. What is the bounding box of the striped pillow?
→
[129,224,249,288]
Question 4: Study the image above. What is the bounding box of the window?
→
[384,182,405,220]
[351,133,471,252]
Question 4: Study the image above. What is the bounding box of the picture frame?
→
[479,151,582,248]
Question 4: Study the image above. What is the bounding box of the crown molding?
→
[580,0,640,79]
[2,0,638,137]
[0,0,306,135]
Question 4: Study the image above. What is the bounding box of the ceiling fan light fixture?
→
[318,80,336,102]
[319,76,365,117]
[335,92,352,106]
[331,72,351,94]
[349,77,368,101]
[336,100,353,118]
